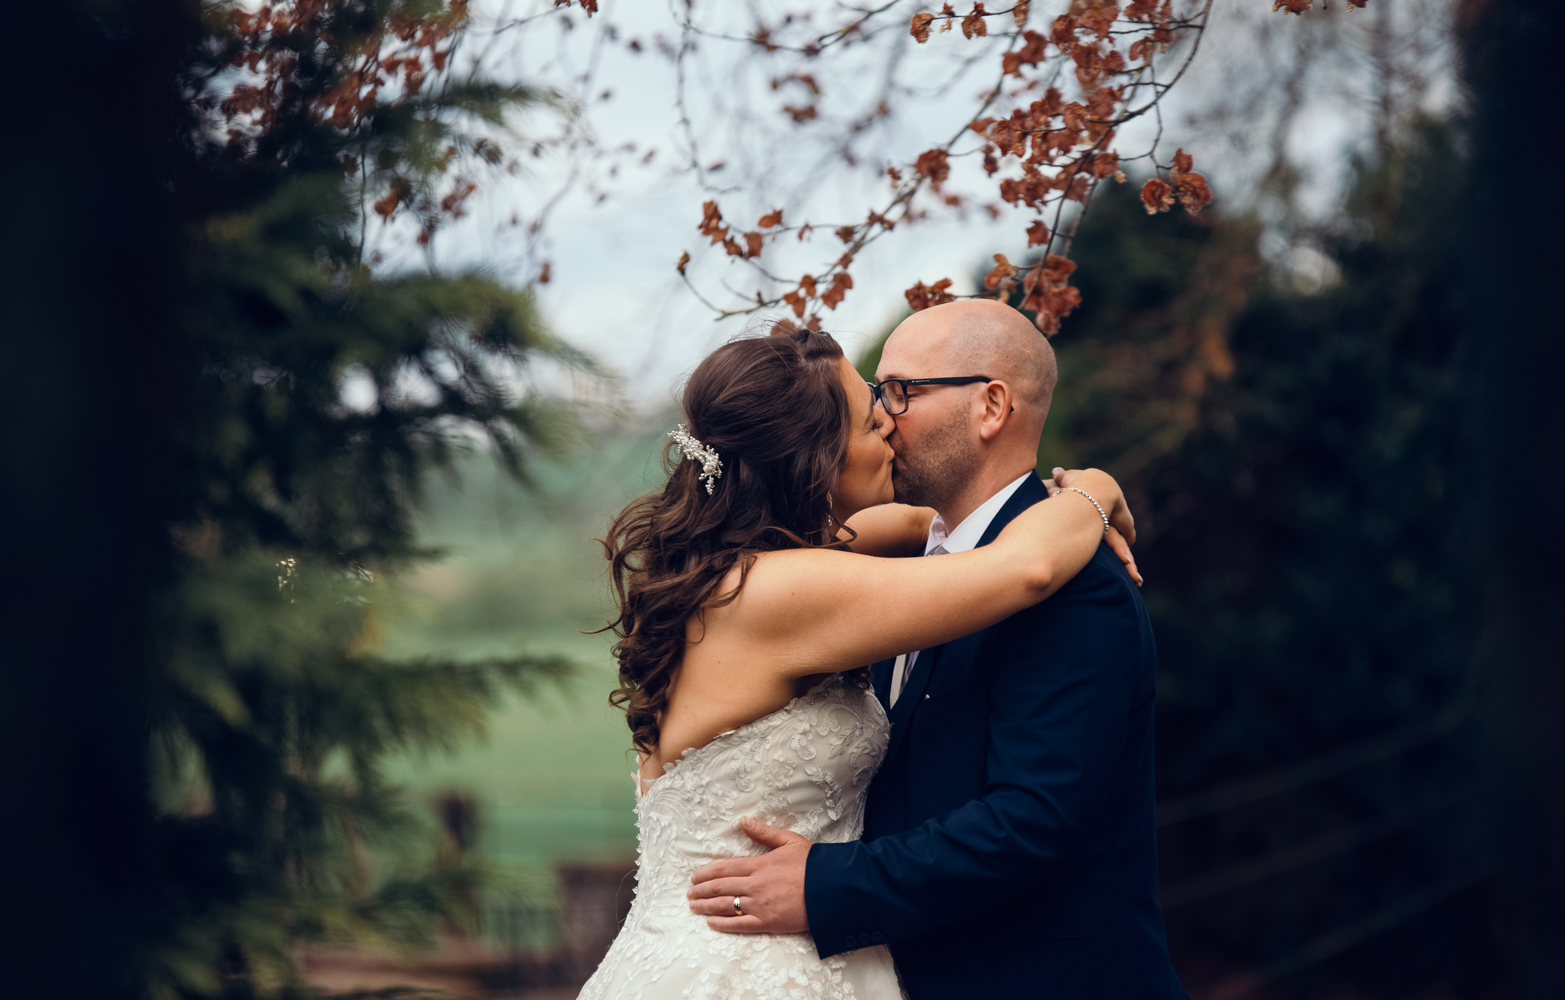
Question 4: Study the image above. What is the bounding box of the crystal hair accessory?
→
[668,423,723,494]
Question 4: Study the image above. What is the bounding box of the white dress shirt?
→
[889,471,1034,707]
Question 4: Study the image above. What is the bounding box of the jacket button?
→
[847,934,861,947]
[871,931,885,944]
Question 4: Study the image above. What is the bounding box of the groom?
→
[687,300,1187,997]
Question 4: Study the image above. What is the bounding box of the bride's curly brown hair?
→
[601,319,869,755]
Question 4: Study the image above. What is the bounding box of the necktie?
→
[889,544,948,707]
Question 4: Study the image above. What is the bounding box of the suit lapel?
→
[880,474,1050,763]
[883,645,938,761]
[975,473,1049,548]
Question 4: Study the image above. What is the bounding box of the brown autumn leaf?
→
[538,261,551,284]
[723,237,744,257]
[821,271,853,310]
[1174,172,1212,215]
[962,3,988,39]
[1090,150,1120,178]
[1002,30,1048,77]
[782,275,817,319]
[1140,177,1173,214]
[914,148,951,189]
[1061,101,1089,133]
[758,209,784,228]
[676,251,690,274]
[984,252,1019,291]
[910,12,935,42]
[743,231,764,257]
[1020,254,1081,336]
[1172,147,1194,176]
[1079,2,1119,38]
[1050,12,1079,46]
[1014,0,1030,27]
[835,225,857,244]
[698,200,729,244]
[373,190,401,219]
[1026,220,1050,246]
[904,278,957,311]
[1271,0,1312,11]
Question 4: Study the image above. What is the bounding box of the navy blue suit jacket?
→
[804,475,1187,999]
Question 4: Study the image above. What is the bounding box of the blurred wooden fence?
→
[1156,701,1488,998]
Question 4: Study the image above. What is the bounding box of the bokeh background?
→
[4,1,1561,999]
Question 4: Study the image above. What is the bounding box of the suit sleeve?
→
[804,547,1144,957]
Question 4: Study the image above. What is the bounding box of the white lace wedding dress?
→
[576,672,904,1000]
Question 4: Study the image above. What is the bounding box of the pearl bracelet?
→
[1055,486,1109,538]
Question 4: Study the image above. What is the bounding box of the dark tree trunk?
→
[0,2,184,995]
[1463,0,1565,995]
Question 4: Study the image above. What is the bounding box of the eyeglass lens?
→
[880,380,909,414]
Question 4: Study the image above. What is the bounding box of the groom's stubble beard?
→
[891,405,982,512]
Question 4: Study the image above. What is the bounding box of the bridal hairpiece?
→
[668,423,723,494]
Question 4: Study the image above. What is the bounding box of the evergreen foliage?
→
[1049,124,1495,994]
[8,2,586,997]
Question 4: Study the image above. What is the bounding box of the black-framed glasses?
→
[867,376,993,416]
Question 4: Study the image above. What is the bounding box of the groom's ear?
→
[976,380,1015,441]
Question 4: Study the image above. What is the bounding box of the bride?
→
[578,320,1135,999]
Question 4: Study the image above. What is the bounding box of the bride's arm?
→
[838,503,935,557]
[708,469,1131,679]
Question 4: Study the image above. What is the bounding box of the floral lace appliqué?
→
[576,674,900,1000]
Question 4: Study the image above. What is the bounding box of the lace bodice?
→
[576,673,902,1000]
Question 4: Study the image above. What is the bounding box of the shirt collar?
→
[924,472,1035,555]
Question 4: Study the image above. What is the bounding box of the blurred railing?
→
[479,862,636,994]
[1156,701,1490,998]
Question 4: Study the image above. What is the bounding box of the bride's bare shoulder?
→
[702,544,874,642]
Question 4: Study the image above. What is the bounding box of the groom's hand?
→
[687,816,811,934]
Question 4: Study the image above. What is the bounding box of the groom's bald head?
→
[875,299,1057,518]
[883,299,1057,436]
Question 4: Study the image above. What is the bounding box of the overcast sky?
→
[381,0,1454,409]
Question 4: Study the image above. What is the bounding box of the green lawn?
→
[380,425,671,868]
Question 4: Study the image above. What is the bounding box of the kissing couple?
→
[579,300,1189,999]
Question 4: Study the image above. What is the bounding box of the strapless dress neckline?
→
[577,672,904,1000]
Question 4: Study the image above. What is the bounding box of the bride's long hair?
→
[601,320,865,755]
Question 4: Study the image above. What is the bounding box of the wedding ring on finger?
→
[733,897,744,917]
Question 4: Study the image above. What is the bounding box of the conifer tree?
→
[5,2,587,997]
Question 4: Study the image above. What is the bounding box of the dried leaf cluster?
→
[672,0,1369,337]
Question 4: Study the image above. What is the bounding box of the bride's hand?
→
[1047,467,1141,586]
[1104,526,1142,587]
[1048,467,1135,544]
